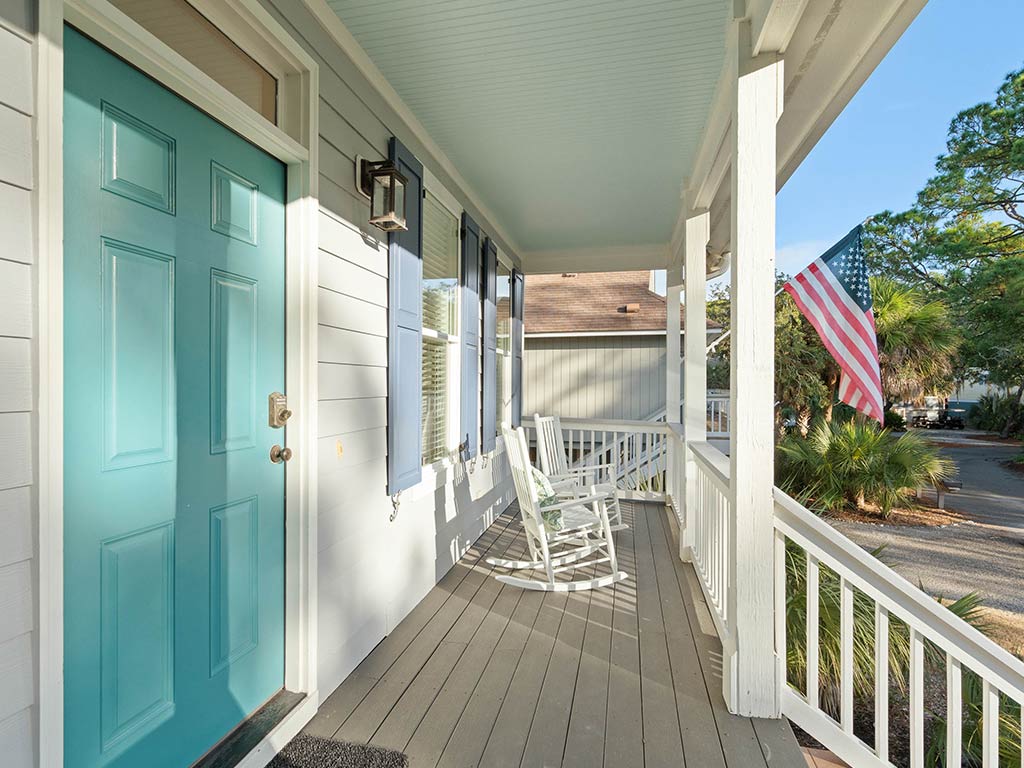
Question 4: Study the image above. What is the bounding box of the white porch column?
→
[665,261,683,505]
[725,22,783,718]
[666,265,682,424]
[680,209,709,561]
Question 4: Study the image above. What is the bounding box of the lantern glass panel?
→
[393,175,406,226]
[371,174,387,222]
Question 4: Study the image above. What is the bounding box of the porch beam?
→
[680,208,709,562]
[725,20,783,718]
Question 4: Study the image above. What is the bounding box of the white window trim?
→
[36,2,320,765]
[494,252,514,435]
[420,170,463,479]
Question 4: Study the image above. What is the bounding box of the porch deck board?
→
[304,501,805,767]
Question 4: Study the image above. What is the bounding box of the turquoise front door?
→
[63,27,287,768]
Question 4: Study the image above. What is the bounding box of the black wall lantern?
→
[356,155,408,232]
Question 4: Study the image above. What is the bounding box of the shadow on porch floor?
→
[301,501,803,767]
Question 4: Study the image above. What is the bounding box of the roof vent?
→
[618,303,640,314]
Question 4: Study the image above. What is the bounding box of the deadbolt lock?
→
[268,391,292,428]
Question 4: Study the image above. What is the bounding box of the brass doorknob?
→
[270,445,293,464]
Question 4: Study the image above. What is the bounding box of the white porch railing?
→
[643,393,730,437]
[686,440,732,639]
[521,417,1024,767]
[774,489,1024,768]
[521,417,669,499]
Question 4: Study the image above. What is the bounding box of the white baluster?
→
[947,655,962,768]
[983,679,999,768]
[806,554,820,710]
[910,629,924,768]
[774,531,787,694]
[841,577,854,734]
[875,603,889,762]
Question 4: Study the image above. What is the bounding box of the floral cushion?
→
[529,467,563,531]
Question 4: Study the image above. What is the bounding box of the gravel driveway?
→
[831,430,1024,614]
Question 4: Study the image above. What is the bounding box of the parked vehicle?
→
[911,407,966,430]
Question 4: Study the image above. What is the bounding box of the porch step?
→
[803,747,850,767]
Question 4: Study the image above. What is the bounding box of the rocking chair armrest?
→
[550,464,616,481]
[541,492,608,512]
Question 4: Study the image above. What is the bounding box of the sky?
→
[652,0,1024,297]
[771,0,1024,280]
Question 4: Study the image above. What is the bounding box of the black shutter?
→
[387,137,424,494]
[459,212,480,459]
[480,236,497,452]
[511,269,525,427]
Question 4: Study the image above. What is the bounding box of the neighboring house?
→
[524,270,720,420]
[6,3,1020,768]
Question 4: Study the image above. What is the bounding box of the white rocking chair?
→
[533,413,626,530]
[488,424,627,592]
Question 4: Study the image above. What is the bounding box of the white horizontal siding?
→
[318,287,387,337]
[319,362,387,401]
[0,709,33,768]
[0,26,31,115]
[0,260,32,339]
[0,106,31,190]
[0,561,32,644]
[252,0,521,700]
[0,182,32,265]
[0,338,32,412]
[0,633,33,723]
[0,413,31,492]
[0,10,35,766]
[0,488,32,569]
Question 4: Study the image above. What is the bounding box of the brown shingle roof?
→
[524,271,718,334]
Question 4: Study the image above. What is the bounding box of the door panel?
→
[64,26,287,768]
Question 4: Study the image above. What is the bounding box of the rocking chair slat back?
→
[534,414,570,477]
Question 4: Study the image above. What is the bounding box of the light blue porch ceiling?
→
[327,0,730,253]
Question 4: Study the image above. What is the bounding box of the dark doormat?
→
[268,734,409,768]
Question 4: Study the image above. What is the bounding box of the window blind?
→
[422,192,458,336]
[421,336,449,463]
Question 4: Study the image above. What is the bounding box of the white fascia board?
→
[302,0,522,261]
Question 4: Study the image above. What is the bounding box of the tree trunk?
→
[797,406,811,437]
[823,372,838,423]
[1000,379,1024,438]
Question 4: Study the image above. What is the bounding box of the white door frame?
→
[35,1,320,765]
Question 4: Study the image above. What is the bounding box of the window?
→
[495,261,512,434]
[421,191,460,464]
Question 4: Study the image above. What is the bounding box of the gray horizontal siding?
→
[0,7,34,767]
[258,0,520,699]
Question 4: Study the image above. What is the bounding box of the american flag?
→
[783,226,884,423]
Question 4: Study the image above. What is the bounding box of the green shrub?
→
[777,419,953,516]
[968,393,1023,434]
[884,409,908,431]
[926,667,1022,767]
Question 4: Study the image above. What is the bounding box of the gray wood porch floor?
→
[302,501,804,767]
